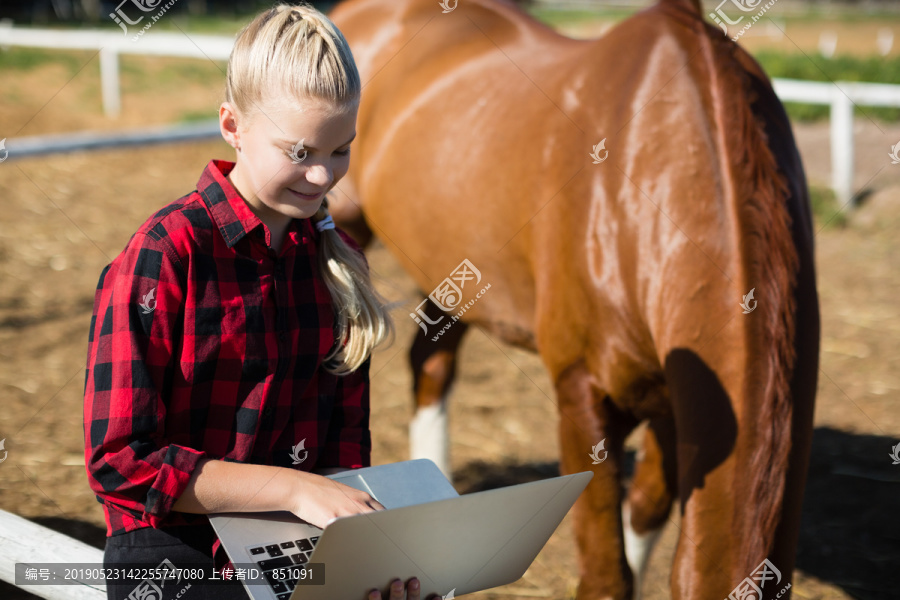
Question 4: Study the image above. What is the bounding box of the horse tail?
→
[695,16,801,571]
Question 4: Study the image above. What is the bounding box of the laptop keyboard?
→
[248,535,319,599]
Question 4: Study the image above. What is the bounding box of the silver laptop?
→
[208,459,592,600]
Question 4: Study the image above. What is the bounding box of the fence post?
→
[99,46,120,117]
[830,85,855,207]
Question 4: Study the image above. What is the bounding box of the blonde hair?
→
[226,3,393,374]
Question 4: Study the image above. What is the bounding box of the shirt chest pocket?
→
[183,298,273,384]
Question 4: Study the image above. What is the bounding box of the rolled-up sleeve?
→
[83,231,206,528]
[317,357,372,470]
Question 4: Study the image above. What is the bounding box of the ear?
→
[219,102,242,151]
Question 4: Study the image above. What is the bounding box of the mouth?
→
[288,189,323,201]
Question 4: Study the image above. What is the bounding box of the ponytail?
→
[313,200,394,374]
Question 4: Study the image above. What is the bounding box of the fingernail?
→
[410,578,420,590]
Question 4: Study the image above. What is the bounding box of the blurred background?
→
[0,0,898,599]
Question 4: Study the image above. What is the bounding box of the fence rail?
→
[3,25,900,204]
[0,508,105,599]
[6,120,221,158]
[773,79,900,204]
[0,23,232,117]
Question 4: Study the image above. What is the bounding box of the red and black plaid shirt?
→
[83,159,371,554]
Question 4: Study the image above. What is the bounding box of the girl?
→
[84,4,427,599]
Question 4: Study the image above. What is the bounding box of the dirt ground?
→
[1,13,899,600]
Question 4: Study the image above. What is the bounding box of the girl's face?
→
[221,94,358,228]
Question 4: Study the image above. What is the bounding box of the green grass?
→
[4,16,900,125]
[0,47,89,77]
[116,15,247,36]
[119,55,225,93]
[0,47,225,120]
[755,51,900,84]
[809,185,849,229]
[754,51,900,122]
[103,1,339,35]
[178,109,217,123]
[768,11,900,24]
[526,7,626,27]
[0,49,226,95]
[525,4,900,28]
[521,8,900,122]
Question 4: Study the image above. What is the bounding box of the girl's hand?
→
[290,470,384,528]
[367,577,440,600]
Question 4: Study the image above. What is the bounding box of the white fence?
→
[2,26,900,204]
[0,509,105,599]
[773,79,900,205]
[0,23,233,117]
[8,120,221,158]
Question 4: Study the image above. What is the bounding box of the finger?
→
[406,577,421,600]
[368,589,381,600]
[353,494,383,512]
[389,578,404,600]
[357,490,384,510]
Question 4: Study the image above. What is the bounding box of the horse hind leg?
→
[557,360,639,600]
[622,415,677,599]
[663,344,792,599]
[408,299,469,479]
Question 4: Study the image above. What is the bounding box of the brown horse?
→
[328,0,819,598]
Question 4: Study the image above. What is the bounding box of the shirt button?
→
[263,406,273,416]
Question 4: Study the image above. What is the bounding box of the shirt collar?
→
[196,159,316,249]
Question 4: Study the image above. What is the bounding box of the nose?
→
[305,162,333,189]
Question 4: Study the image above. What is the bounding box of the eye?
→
[335,148,351,156]
[284,146,307,159]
